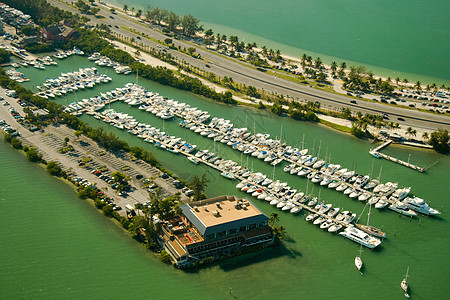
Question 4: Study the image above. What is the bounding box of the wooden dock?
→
[369,140,425,173]
[374,152,425,173]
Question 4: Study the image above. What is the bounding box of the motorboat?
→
[320,176,332,186]
[349,189,362,199]
[358,192,372,202]
[402,196,440,215]
[282,203,294,211]
[312,159,326,169]
[343,187,354,195]
[327,207,340,218]
[391,187,411,201]
[375,196,389,209]
[339,226,382,249]
[368,196,379,205]
[328,180,340,189]
[388,201,417,217]
[306,213,318,222]
[307,197,318,207]
[328,223,342,233]
[320,219,334,229]
[318,204,332,213]
[311,173,323,184]
[283,163,296,172]
[336,183,347,192]
[290,205,302,214]
[313,216,327,225]
[364,179,379,190]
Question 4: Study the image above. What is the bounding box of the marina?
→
[61,81,438,221]
[1,54,448,299]
[39,76,440,250]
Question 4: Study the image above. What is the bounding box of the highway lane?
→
[48,0,450,130]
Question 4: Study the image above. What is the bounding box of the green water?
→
[109,0,450,85]
[2,56,449,298]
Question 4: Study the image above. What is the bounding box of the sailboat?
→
[355,245,363,275]
[401,266,410,298]
[355,204,387,239]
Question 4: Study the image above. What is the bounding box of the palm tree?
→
[269,212,279,227]
[261,45,267,57]
[273,225,287,240]
[422,132,429,141]
[415,81,422,91]
[405,127,413,137]
[395,77,401,86]
[403,78,409,85]
[330,61,337,73]
[314,57,322,69]
[340,62,346,71]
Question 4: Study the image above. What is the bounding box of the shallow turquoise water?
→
[108,0,450,85]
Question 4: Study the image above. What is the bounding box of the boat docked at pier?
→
[339,226,382,249]
[403,196,440,215]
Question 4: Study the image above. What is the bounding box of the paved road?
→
[48,0,450,131]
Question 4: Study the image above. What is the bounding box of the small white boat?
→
[401,267,410,299]
[328,223,342,233]
[355,246,363,275]
[290,205,302,214]
[187,156,200,164]
[306,213,318,222]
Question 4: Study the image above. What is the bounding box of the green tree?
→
[46,161,63,176]
[165,11,180,31]
[181,14,200,36]
[429,129,450,153]
[187,47,196,56]
[11,138,22,150]
[268,212,279,227]
[330,61,337,73]
[189,173,210,201]
[0,48,11,64]
[204,28,213,38]
[26,148,42,162]
[20,25,37,36]
[314,57,322,69]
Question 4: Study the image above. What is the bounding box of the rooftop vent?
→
[193,206,199,212]
[203,205,208,212]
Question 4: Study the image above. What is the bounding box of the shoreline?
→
[105,37,435,145]
[101,0,450,86]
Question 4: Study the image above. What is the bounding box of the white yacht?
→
[339,226,382,249]
[402,196,440,215]
[388,201,417,217]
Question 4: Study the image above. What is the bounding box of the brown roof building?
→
[40,22,80,46]
[160,195,274,268]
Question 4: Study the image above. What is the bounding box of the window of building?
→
[229,228,237,235]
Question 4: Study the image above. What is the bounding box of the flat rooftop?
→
[191,196,262,227]
[180,196,268,236]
